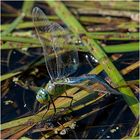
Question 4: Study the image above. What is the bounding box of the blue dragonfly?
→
[32,7,121,110]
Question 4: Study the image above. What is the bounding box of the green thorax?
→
[45,80,68,96]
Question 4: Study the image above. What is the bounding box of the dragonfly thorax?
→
[46,80,56,95]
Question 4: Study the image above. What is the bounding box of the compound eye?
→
[36,88,49,104]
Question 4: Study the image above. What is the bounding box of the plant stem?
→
[1,13,24,36]
[1,36,40,44]
[1,36,139,53]
[121,61,140,75]
[1,2,19,14]
[102,42,139,53]
[65,1,139,11]
[22,0,35,16]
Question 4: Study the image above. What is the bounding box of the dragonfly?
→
[31,7,122,111]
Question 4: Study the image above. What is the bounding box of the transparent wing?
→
[32,7,79,81]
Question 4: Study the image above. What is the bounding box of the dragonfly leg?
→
[41,101,51,121]
[57,95,74,110]
[48,94,57,119]
[64,90,75,108]
[39,102,51,139]
[64,90,68,96]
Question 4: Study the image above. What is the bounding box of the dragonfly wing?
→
[32,7,79,81]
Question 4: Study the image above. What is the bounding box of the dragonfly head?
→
[36,88,50,104]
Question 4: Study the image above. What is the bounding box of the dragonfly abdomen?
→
[67,74,122,95]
